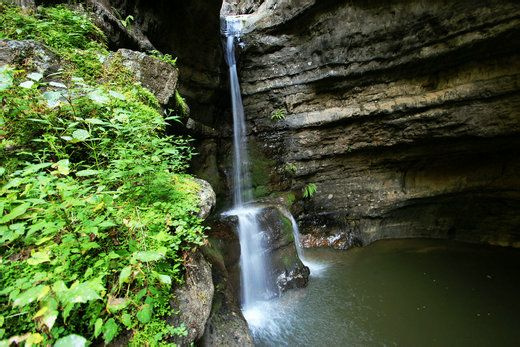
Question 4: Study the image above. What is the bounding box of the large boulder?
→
[255,205,309,293]
[201,226,254,346]
[169,251,214,346]
[0,40,59,75]
[194,178,216,220]
[105,48,179,107]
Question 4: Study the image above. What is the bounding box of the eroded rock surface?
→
[170,252,214,346]
[220,0,520,248]
[201,221,254,346]
[0,40,59,75]
[255,205,309,292]
[106,49,179,106]
[194,178,217,220]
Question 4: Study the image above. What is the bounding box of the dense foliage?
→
[0,4,205,346]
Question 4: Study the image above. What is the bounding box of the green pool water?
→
[251,239,520,346]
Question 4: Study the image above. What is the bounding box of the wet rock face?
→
[254,205,310,293]
[223,0,520,247]
[106,0,225,126]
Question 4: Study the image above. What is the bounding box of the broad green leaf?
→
[0,316,3,327]
[27,72,43,81]
[0,66,13,91]
[42,91,64,108]
[0,203,30,224]
[53,159,70,176]
[107,251,120,259]
[13,285,48,307]
[94,318,103,338]
[121,313,132,328]
[52,281,67,295]
[49,81,67,89]
[132,250,165,263]
[42,310,58,330]
[157,274,172,286]
[103,318,119,344]
[54,334,87,347]
[107,296,128,313]
[26,333,43,346]
[136,288,147,301]
[85,118,105,125]
[76,169,99,177]
[118,266,131,286]
[19,80,34,89]
[0,167,5,177]
[136,304,152,324]
[33,306,48,319]
[62,303,74,321]
[27,251,51,265]
[88,89,109,104]
[72,129,90,141]
[21,162,52,176]
[61,282,101,304]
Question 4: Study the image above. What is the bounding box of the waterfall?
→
[223,17,270,311]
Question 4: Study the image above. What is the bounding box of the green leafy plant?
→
[120,15,134,28]
[175,90,189,116]
[283,162,297,176]
[148,50,178,67]
[0,4,203,346]
[302,183,317,198]
[270,108,286,121]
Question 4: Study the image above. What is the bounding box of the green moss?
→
[280,215,295,244]
[0,4,108,80]
[248,140,275,198]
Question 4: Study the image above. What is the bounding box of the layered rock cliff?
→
[97,0,520,248]
[221,0,520,248]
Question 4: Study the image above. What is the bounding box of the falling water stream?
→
[223,16,271,315]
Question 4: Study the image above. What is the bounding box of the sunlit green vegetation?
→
[0,4,204,345]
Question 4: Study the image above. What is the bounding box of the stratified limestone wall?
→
[224,0,520,247]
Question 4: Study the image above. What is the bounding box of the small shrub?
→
[175,90,189,116]
[120,15,134,28]
[270,108,286,121]
[302,183,317,198]
[148,50,178,67]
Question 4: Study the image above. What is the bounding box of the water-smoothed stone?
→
[254,205,309,292]
[222,204,310,294]
[106,48,179,106]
